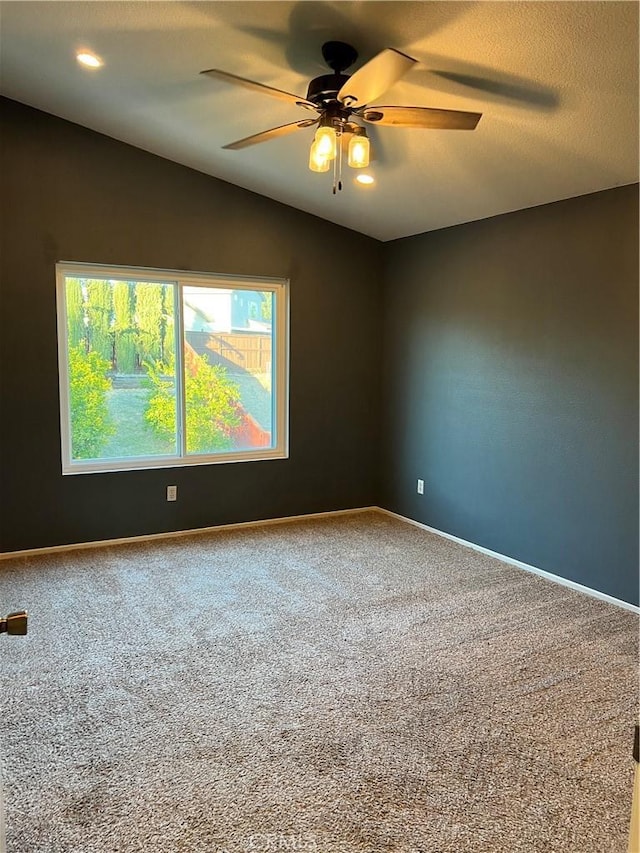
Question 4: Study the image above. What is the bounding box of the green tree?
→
[86,279,114,365]
[145,349,241,453]
[66,278,87,350]
[113,281,137,373]
[68,345,115,459]
[161,285,174,363]
[135,283,164,363]
[260,291,272,323]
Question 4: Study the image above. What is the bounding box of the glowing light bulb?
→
[76,51,103,68]
[348,131,370,168]
[309,140,330,173]
[356,174,375,186]
[314,126,337,160]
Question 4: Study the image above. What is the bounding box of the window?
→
[56,263,288,474]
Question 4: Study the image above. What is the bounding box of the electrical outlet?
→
[166,485,177,502]
[417,479,424,495]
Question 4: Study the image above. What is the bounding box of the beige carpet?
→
[0,510,637,852]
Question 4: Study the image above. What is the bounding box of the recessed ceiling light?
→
[356,174,375,186]
[76,51,103,69]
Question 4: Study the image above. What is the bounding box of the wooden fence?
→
[187,330,271,374]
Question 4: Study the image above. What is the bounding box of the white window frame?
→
[56,262,289,475]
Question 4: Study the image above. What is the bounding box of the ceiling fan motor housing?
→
[306,41,360,108]
[306,73,351,107]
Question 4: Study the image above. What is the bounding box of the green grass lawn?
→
[101,370,270,458]
[102,387,176,458]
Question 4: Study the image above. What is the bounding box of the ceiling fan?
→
[201,41,482,192]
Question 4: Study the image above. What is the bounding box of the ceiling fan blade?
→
[201,69,317,111]
[361,105,482,130]
[223,119,318,151]
[338,48,416,107]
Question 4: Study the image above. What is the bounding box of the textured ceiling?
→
[1,1,638,241]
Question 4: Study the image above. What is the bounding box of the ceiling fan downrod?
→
[321,41,358,73]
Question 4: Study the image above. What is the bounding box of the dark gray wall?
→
[381,185,639,605]
[0,98,383,551]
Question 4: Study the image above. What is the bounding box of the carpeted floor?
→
[0,510,637,852]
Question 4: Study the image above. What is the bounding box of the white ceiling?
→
[1,1,638,241]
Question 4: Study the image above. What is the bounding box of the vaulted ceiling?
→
[1,1,638,240]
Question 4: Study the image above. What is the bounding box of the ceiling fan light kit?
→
[309,138,330,173]
[348,127,370,169]
[201,41,482,195]
[314,119,338,160]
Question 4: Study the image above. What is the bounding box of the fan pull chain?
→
[332,131,344,194]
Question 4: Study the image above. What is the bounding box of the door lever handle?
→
[0,610,28,635]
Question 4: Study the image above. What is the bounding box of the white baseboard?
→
[0,507,376,560]
[376,508,640,615]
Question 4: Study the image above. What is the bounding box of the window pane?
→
[182,286,274,455]
[64,276,177,461]
[58,263,287,473]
